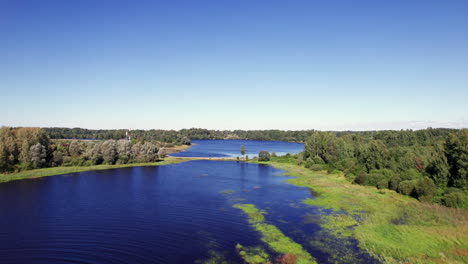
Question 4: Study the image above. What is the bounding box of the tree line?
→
[0,127,165,172]
[300,128,467,208]
[43,127,314,143]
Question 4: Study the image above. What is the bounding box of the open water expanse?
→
[169,139,304,157]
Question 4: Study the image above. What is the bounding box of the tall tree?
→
[0,127,18,172]
[240,145,246,156]
[29,143,46,169]
[445,129,468,188]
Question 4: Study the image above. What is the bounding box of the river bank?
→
[0,155,244,184]
[251,158,468,264]
[0,157,188,184]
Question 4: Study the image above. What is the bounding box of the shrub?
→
[344,172,355,182]
[258,151,271,162]
[354,173,366,185]
[311,155,325,164]
[443,191,468,209]
[376,179,389,189]
[445,187,463,195]
[349,164,366,177]
[388,175,401,191]
[296,155,303,165]
[363,173,387,187]
[400,168,422,181]
[398,180,418,196]
[310,164,324,171]
[82,160,94,166]
[304,158,314,168]
[369,168,395,178]
[335,158,357,172]
[415,177,436,202]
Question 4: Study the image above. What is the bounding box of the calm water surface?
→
[170,139,304,157]
[0,161,376,264]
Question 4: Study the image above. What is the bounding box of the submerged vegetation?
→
[233,204,317,264]
[253,155,468,264]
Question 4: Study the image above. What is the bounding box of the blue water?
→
[170,139,304,157]
[0,161,377,264]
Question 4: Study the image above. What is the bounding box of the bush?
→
[400,168,422,181]
[445,187,463,195]
[443,191,468,209]
[349,164,366,177]
[354,173,366,185]
[296,154,303,165]
[82,160,94,166]
[398,180,418,196]
[363,173,387,187]
[311,155,325,164]
[388,175,401,191]
[258,151,271,161]
[344,172,355,182]
[335,158,357,172]
[377,179,389,189]
[415,177,436,202]
[304,158,314,168]
[310,164,325,171]
[369,169,395,178]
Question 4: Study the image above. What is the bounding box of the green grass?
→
[252,158,468,264]
[0,157,188,183]
[233,203,317,264]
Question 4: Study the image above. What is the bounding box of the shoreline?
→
[0,157,245,184]
[0,157,189,184]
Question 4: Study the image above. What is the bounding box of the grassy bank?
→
[252,158,468,264]
[0,157,188,184]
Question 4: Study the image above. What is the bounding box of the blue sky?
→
[1,0,467,130]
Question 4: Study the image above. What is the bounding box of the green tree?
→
[29,143,46,169]
[359,140,389,171]
[101,140,117,164]
[0,127,17,172]
[415,177,437,202]
[445,129,468,189]
[304,132,352,165]
[240,145,246,156]
[258,151,271,161]
[68,140,82,156]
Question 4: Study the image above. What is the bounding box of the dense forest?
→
[300,128,467,208]
[43,127,314,143]
[0,127,165,172]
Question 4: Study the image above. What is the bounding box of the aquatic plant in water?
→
[233,203,317,264]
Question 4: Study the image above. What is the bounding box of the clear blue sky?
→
[1,0,467,130]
